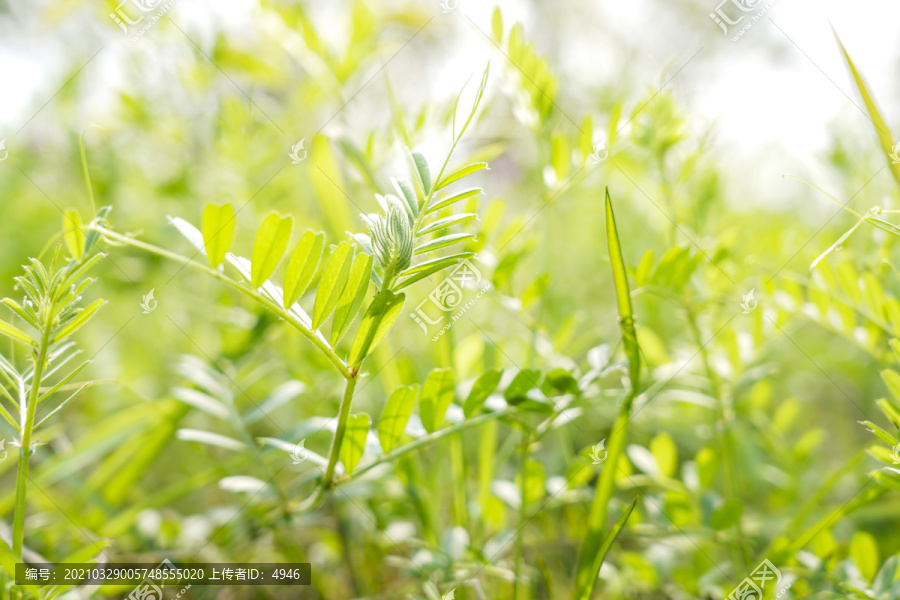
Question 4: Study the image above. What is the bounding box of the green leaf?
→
[425,187,482,215]
[340,412,370,473]
[176,428,245,451]
[850,531,879,582]
[835,32,900,188]
[417,213,478,237]
[411,151,431,196]
[491,6,503,42]
[414,233,476,255]
[397,252,475,279]
[0,318,34,346]
[201,203,236,269]
[575,497,638,600]
[463,368,502,417]
[312,242,354,329]
[63,209,85,260]
[251,213,293,288]
[435,162,489,191]
[710,499,743,530]
[283,230,326,308]
[331,253,373,345]
[53,299,106,342]
[378,385,418,452]
[882,369,900,402]
[348,290,405,368]
[650,432,677,478]
[504,369,540,405]
[606,188,640,391]
[392,177,419,218]
[419,368,455,433]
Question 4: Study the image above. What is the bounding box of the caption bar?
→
[15,562,311,586]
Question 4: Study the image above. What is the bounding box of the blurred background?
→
[1,0,900,598]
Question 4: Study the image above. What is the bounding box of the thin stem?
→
[12,325,51,558]
[347,407,514,481]
[513,432,529,600]
[90,225,352,379]
[322,376,358,489]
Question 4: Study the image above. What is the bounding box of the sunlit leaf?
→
[411,151,431,196]
[348,290,405,368]
[53,299,106,342]
[463,368,502,417]
[312,242,354,329]
[283,230,326,308]
[435,162,489,191]
[63,209,85,260]
[201,203,236,269]
[331,253,373,345]
[340,412,370,473]
[251,213,293,288]
[378,385,418,452]
[419,368,454,433]
[425,187,481,215]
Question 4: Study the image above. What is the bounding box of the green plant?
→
[0,214,108,559]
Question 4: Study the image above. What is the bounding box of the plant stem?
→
[322,375,358,489]
[514,432,530,600]
[12,326,51,558]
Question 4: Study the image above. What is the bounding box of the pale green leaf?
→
[340,412,370,473]
[419,368,454,433]
[435,162,489,191]
[53,299,106,342]
[425,187,482,215]
[283,230,325,308]
[414,233,476,255]
[348,290,405,368]
[63,209,85,260]
[312,242,354,329]
[0,318,35,346]
[463,368,502,417]
[331,253,373,345]
[378,385,418,452]
[201,203,236,269]
[251,213,293,288]
[411,151,431,196]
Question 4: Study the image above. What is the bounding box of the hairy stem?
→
[323,376,358,489]
[12,326,51,558]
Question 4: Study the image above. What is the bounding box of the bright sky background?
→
[0,0,898,213]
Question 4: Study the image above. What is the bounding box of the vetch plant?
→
[0,209,108,560]
[86,65,491,505]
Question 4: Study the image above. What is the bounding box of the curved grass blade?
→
[575,497,638,600]
[576,188,641,598]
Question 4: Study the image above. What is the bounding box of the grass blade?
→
[575,188,641,598]
[576,497,638,600]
